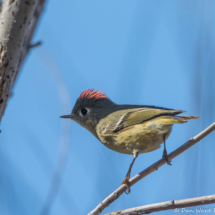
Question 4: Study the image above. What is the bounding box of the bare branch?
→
[88,122,215,215]
[106,194,215,215]
[0,0,46,122]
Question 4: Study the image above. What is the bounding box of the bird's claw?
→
[121,176,131,194]
[163,150,172,166]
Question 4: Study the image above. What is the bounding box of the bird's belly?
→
[99,121,172,155]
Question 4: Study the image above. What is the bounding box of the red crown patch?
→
[78,89,107,100]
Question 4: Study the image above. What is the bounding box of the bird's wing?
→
[103,108,184,134]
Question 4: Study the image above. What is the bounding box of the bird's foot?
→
[121,176,131,194]
[162,149,172,166]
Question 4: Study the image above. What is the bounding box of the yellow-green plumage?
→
[61,89,200,157]
[96,108,199,155]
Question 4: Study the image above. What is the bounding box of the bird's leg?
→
[162,134,172,165]
[122,151,139,194]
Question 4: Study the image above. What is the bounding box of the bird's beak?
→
[60,115,71,119]
[60,113,77,120]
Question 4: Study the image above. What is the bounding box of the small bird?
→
[61,89,200,193]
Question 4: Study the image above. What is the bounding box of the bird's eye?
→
[81,108,88,116]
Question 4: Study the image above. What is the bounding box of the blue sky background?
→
[1,0,215,215]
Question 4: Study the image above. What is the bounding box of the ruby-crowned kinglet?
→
[61,89,200,193]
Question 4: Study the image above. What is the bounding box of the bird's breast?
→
[96,120,172,155]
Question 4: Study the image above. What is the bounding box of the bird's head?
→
[60,89,116,136]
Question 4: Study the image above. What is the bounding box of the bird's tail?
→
[156,115,200,125]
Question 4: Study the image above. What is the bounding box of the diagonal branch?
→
[0,0,46,122]
[105,194,215,215]
[88,122,215,215]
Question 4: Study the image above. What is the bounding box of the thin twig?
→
[88,122,215,215]
[106,194,215,215]
[28,41,42,49]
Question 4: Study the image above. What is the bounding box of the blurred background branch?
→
[38,49,76,215]
[0,0,46,122]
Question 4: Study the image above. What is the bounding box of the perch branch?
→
[88,122,215,215]
[106,194,215,215]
